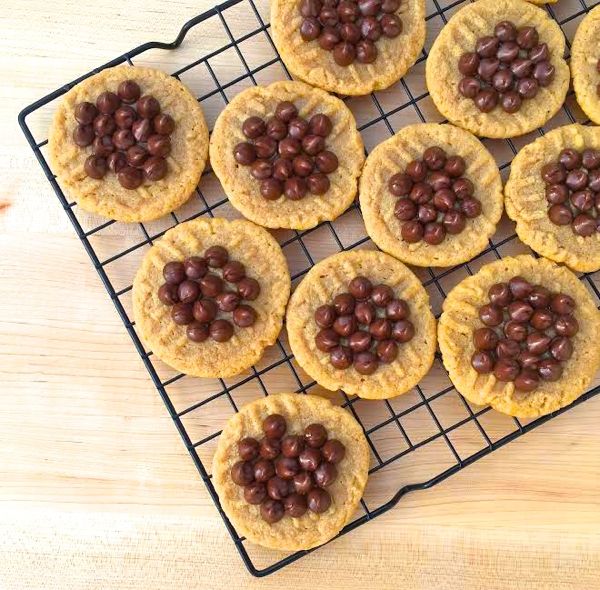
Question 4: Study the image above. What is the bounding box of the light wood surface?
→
[2,1,600,588]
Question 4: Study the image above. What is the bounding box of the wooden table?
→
[1,1,599,588]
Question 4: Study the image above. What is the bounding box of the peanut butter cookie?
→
[426,0,569,138]
[132,218,290,378]
[287,250,436,399]
[212,393,370,551]
[48,65,208,222]
[270,0,426,96]
[505,124,600,272]
[360,123,503,267]
[209,81,364,230]
[439,255,600,418]
[571,5,600,125]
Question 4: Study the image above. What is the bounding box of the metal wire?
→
[18,0,600,577]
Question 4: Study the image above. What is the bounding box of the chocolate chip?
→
[315,328,340,352]
[112,129,135,151]
[73,124,94,147]
[93,114,116,137]
[533,61,554,86]
[417,203,437,224]
[444,155,466,178]
[459,77,481,99]
[333,292,356,315]
[153,113,175,136]
[476,35,500,58]
[244,482,267,505]
[409,182,433,204]
[231,461,254,486]
[315,304,337,327]
[514,369,539,392]
[501,91,522,114]
[489,283,512,307]
[550,336,572,361]
[546,184,569,204]
[479,303,503,326]
[461,197,482,219]
[186,322,209,343]
[315,150,338,173]
[443,210,466,235]
[136,95,160,119]
[348,330,372,352]
[145,154,169,180]
[293,471,314,494]
[320,6,339,27]
[284,493,308,517]
[209,319,234,342]
[538,358,563,381]
[478,58,500,81]
[238,437,260,461]
[258,442,280,463]
[305,423,328,448]
[309,114,333,137]
[184,256,207,281]
[319,26,341,50]
[147,134,171,158]
[251,160,273,180]
[262,414,287,438]
[497,42,519,63]
[117,166,143,189]
[96,91,120,115]
[178,280,200,304]
[75,101,99,125]
[516,77,539,99]
[504,320,527,342]
[359,16,382,41]
[117,80,141,104]
[516,26,538,50]
[171,302,194,325]
[555,315,578,337]
[333,314,357,337]
[272,158,293,180]
[281,435,305,459]
[237,277,260,300]
[275,457,300,480]
[126,145,148,168]
[391,319,414,343]
[298,448,321,472]
[254,135,277,159]
[508,276,532,299]
[215,291,241,312]
[93,135,115,158]
[508,300,534,322]
[458,53,480,76]
[158,283,179,306]
[84,155,107,179]
[356,39,378,63]
[114,106,136,129]
[452,177,474,199]
[530,310,553,331]
[260,499,284,523]
[358,0,381,17]
[380,13,401,37]
[132,118,153,143]
[494,358,520,381]
[233,305,256,328]
[333,40,356,66]
[330,345,353,369]
[474,88,498,112]
[284,177,308,200]
[314,462,337,487]
[494,21,517,42]
[471,351,494,373]
[307,488,331,513]
[260,178,283,200]
[321,439,346,464]
[192,299,217,323]
[573,214,596,236]
[582,149,600,170]
[496,338,520,359]
[354,301,375,324]
[473,327,499,351]
[376,339,398,363]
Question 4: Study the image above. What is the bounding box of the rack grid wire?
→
[19,0,600,577]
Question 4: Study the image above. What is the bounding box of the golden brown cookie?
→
[505,124,600,273]
[360,123,503,267]
[571,5,600,125]
[286,250,436,399]
[132,218,290,378]
[212,393,370,551]
[209,81,364,230]
[48,65,208,222]
[270,0,426,96]
[438,255,600,418]
[426,0,569,138]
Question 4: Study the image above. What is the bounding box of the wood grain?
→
[1,1,600,589]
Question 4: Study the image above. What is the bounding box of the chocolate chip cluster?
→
[541,148,600,236]
[471,276,578,391]
[234,102,338,201]
[298,0,402,67]
[389,146,481,245]
[230,413,346,524]
[458,21,554,113]
[72,79,174,189]
[157,246,260,344]
[314,276,414,375]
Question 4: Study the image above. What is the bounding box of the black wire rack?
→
[18,0,600,577]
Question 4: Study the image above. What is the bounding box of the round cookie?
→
[212,393,370,551]
[426,0,569,138]
[209,81,364,230]
[132,218,290,378]
[48,65,208,222]
[360,123,503,267]
[571,5,600,125]
[438,255,600,418]
[270,0,426,96]
[287,250,436,399]
[505,124,600,273]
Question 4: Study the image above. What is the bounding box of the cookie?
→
[438,255,600,418]
[426,0,569,138]
[286,250,436,399]
[212,393,370,551]
[571,5,600,125]
[360,123,503,267]
[48,65,209,222]
[505,124,600,273]
[270,0,426,96]
[132,218,290,378]
[209,81,364,230]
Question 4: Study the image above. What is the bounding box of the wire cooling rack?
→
[19,0,600,577]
